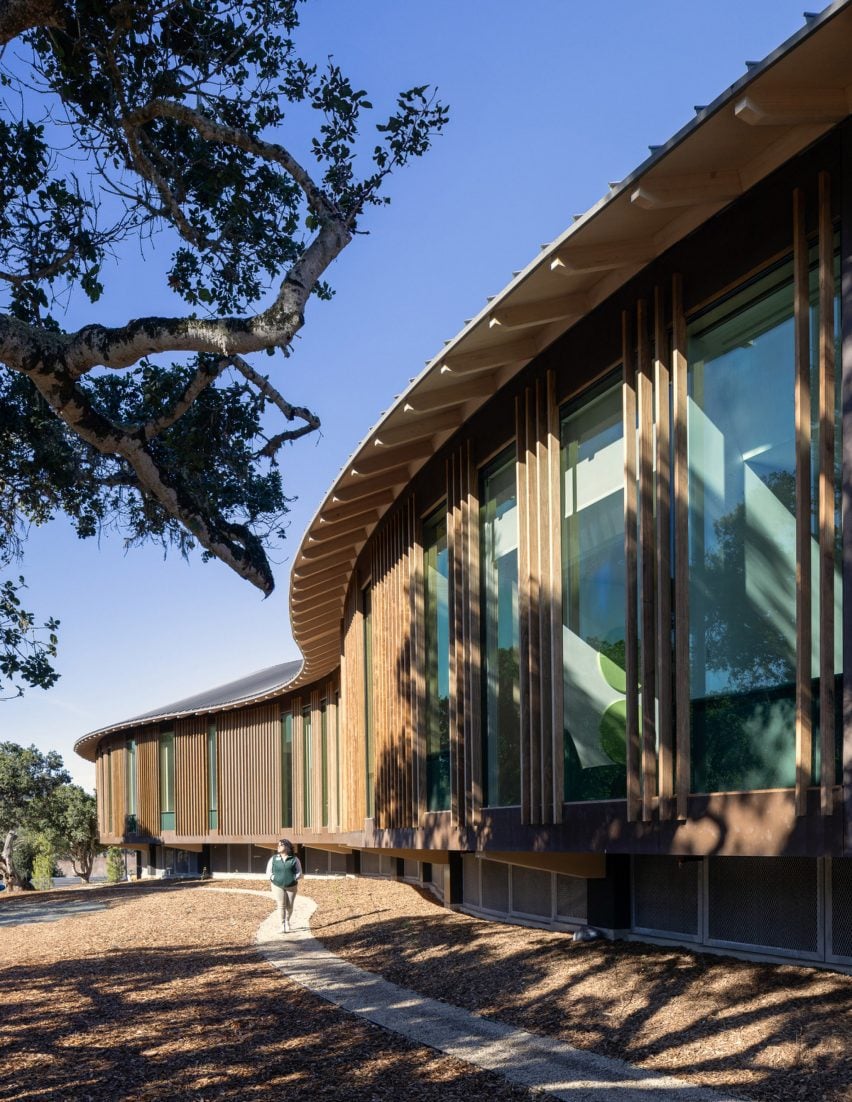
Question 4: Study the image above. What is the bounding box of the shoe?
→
[279,922,287,933]
[284,917,290,933]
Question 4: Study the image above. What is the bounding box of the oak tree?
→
[0,0,447,692]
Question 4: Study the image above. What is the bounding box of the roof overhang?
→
[287,1,852,689]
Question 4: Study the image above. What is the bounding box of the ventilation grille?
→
[360,851,380,875]
[707,856,818,953]
[512,866,551,916]
[480,860,509,913]
[556,875,588,921]
[403,859,419,880]
[830,858,852,961]
[634,856,700,936]
[211,845,229,874]
[304,847,329,874]
[462,856,480,907]
[328,851,348,874]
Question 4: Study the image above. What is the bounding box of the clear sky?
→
[1,0,818,789]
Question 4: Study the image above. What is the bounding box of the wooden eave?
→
[284,0,852,692]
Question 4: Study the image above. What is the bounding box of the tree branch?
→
[0,0,62,46]
[229,354,320,456]
[123,98,339,220]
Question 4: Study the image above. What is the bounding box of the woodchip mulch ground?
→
[2,877,850,1101]
[298,876,852,1102]
[0,881,534,1102]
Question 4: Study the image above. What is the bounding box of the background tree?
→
[45,783,102,883]
[0,0,448,693]
[0,741,70,887]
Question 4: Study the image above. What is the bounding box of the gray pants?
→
[271,883,297,925]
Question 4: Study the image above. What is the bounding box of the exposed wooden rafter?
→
[373,408,459,447]
[551,240,654,273]
[299,527,368,561]
[630,171,742,210]
[403,372,498,413]
[330,466,412,503]
[319,488,396,525]
[440,335,538,375]
[349,439,434,476]
[734,88,849,126]
[488,292,588,330]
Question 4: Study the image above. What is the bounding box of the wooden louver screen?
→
[794,172,837,818]
[447,442,482,828]
[623,286,678,823]
[515,372,564,826]
[369,496,418,830]
[175,716,208,836]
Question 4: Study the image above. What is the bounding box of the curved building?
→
[77,3,852,967]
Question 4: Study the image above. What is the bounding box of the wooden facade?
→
[78,12,852,964]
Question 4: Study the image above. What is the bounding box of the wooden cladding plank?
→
[412,516,426,822]
[623,310,641,823]
[637,299,657,823]
[516,395,531,824]
[654,287,674,820]
[672,275,691,821]
[137,730,159,837]
[467,443,484,825]
[218,703,280,836]
[546,370,564,823]
[527,386,542,826]
[516,374,565,826]
[175,716,208,836]
[794,187,814,816]
[818,170,836,816]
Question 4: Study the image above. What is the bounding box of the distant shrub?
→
[32,837,56,891]
[105,846,125,884]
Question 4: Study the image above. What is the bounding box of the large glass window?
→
[159,731,175,832]
[363,587,375,818]
[688,261,841,793]
[302,706,313,827]
[125,738,137,832]
[207,722,218,830]
[281,712,293,828]
[320,699,329,827]
[423,507,450,811]
[561,379,628,801]
[481,449,520,806]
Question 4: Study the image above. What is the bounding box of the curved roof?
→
[74,659,302,762]
[286,1,852,690]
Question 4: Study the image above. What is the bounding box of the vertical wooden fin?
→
[818,170,836,816]
[654,286,673,819]
[517,395,532,824]
[637,299,657,822]
[672,275,691,821]
[546,370,565,822]
[467,443,484,825]
[623,309,641,822]
[794,186,813,816]
[527,386,542,825]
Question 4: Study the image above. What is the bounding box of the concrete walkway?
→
[256,895,744,1102]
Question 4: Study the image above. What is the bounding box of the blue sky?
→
[1,0,817,787]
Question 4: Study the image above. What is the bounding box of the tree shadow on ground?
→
[0,888,533,1102]
[310,897,852,1102]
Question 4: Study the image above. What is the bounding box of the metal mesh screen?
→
[228,844,253,873]
[211,844,229,873]
[511,866,552,917]
[403,859,419,880]
[830,858,852,961]
[304,848,329,875]
[328,852,348,874]
[379,853,394,876]
[360,851,380,875]
[431,864,445,900]
[480,860,509,913]
[462,856,480,907]
[707,857,819,953]
[633,856,700,936]
[556,875,588,921]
